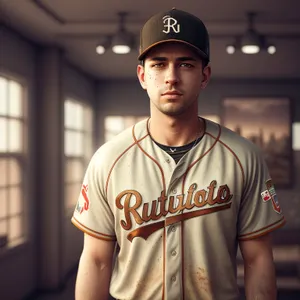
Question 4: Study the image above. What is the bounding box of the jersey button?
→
[171,250,177,256]
[172,189,177,194]
[171,226,176,232]
[171,276,176,282]
[166,158,171,163]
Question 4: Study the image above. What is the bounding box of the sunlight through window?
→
[104,116,147,142]
[0,75,26,250]
[292,123,300,151]
[64,98,93,214]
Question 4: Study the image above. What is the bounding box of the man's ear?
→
[137,64,147,90]
[200,64,211,89]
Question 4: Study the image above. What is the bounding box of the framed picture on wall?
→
[221,97,293,189]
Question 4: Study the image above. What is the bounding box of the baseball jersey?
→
[71,118,286,300]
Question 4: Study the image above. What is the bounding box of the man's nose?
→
[165,65,179,85]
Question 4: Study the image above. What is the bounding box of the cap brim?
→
[138,39,208,61]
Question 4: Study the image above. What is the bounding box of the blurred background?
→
[0,0,299,299]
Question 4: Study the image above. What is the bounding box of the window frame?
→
[104,115,148,142]
[64,97,94,215]
[0,72,28,252]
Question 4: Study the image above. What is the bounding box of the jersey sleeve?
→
[237,145,286,240]
[71,149,116,241]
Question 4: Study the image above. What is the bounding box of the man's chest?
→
[106,148,243,243]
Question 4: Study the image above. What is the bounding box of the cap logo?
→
[162,15,180,34]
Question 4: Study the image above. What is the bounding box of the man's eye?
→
[152,63,165,68]
[180,63,193,68]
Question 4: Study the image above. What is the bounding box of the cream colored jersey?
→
[72,118,286,300]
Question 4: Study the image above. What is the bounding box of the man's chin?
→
[160,106,186,116]
[153,101,191,116]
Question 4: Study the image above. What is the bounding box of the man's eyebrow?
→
[148,57,167,61]
[148,56,197,62]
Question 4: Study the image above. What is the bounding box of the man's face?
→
[137,42,211,117]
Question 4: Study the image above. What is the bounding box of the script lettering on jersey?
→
[116,180,233,242]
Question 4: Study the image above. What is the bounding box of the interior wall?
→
[0,25,97,299]
[96,78,300,230]
[0,25,37,300]
[62,63,97,278]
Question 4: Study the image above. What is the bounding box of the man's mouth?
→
[162,90,183,96]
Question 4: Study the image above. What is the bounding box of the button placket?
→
[165,223,181,298]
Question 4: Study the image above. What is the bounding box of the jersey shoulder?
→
[204,118,263,161]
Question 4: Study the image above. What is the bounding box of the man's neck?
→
[148,115,204,147]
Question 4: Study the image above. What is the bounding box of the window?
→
[64,99,93,213]
[104,116,147,142]
[0,75,27,250]
[292,122,300,151]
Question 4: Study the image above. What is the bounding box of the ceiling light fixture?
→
[96,35,111,55]
[96,45,106,55]
[240,12,261,54]
[226,44,236,54]
[267,45,276,55]
[96,12,135,55]
[111,12,134,54]
[226,12,276,55]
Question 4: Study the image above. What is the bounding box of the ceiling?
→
[1,0,300,80]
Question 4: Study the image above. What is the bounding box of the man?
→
[72,8,286,300]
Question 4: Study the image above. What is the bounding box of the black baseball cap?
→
[138,8,210,61]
